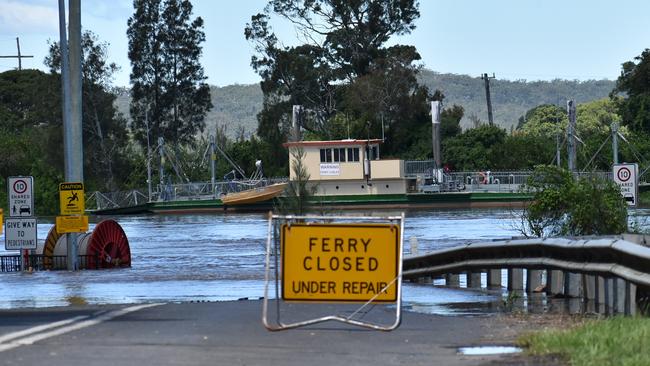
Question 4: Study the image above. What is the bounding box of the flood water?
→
[1,208,648,315]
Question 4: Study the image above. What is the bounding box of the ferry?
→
[88,138,532,215]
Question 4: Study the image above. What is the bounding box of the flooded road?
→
[1,208,647,314]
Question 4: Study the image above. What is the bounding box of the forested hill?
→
[114,70,615,138]
[418,70,616,130]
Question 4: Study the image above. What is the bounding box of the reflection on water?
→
[1,208,644,313]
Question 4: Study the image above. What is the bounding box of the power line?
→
[0,37,33,70]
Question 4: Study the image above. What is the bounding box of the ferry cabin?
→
[283,139,407,196]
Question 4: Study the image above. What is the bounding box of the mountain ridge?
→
[114,69,616,139]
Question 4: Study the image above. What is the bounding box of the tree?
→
[46,30,130,191]
[520,165,627,237]
[127,0,212,148]
[442,124,507,170]
[0,70,65,214]
[245,0,426,173]
[613,49,650,134]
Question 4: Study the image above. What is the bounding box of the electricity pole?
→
[0,37,33,70]
[482,73,496,125]
[567,100,577,172]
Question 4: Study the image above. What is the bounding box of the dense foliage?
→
[613,48,650,134]
[520,165,627,237]
[245,0,442,174]
[45,31,132,191]
[127,0,212,148]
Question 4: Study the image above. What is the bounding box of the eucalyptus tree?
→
[245,0,429,171]
[45,30,129,191]
[613,48,650,134]
[127,0,212,149]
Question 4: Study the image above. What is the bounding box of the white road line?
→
[0,303,163,353]
[0,315,89,344]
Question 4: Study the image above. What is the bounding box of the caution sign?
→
[56,215,89,233]
[281,223,400,302]
[59,182,85,215]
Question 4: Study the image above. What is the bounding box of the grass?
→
[520,316,650,366]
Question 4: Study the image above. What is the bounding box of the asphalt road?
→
[0,300,525,366]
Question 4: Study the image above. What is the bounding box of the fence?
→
[0,254,101,272]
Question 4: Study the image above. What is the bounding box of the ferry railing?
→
[153,177,289,202]
[86,190,148,210]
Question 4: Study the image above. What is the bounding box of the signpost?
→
[613,163,638,207]
[5,176,37,271]
[8,176,34,217]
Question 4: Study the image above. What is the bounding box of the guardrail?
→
[403,236,650,316]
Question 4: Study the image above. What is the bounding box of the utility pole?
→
[0,37,34,70]
[482,73,496,125]
[291,105,303,142]
[567,100,577,172]
[611,122,619,164]
[556,133,561,167]
[431,101,443,183]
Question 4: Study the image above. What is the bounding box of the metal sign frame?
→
[262,212,404,331]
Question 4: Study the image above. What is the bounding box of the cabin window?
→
[320,148,333,162]
[347,147,360,162]
[371,146,379,160]
[333,148,346,162]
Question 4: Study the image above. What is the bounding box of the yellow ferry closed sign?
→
[59,182,84,215]
[281,223,400,302]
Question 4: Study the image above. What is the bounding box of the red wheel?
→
[86,220,131,269]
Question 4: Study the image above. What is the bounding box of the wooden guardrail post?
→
[445,273,460,287]
[546,270,564,296]
[596,275,606,313]
[507,268,524,291]
[614,278,627,314]
[605,277,615,314]
[625,281,637,316]
[467,271,482,288]
[487,269,502,288]
[526,270,543,293]
[565,272,582,298]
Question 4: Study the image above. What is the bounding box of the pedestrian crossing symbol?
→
[59,182,85,215]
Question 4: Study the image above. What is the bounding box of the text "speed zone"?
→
[281,223,399,302]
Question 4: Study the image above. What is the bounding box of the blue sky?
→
[1,0,649,87]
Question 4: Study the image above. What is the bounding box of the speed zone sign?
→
[613,163,638,207]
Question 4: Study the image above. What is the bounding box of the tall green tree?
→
[613,48,650,134]
[245,0,427,173]
[46,30,130,191]
[127,0,212,148]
